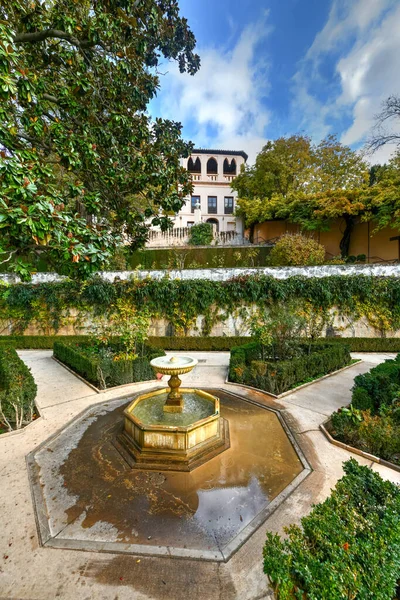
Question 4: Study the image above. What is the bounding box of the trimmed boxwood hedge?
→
[1,334,400,353]
[0,335,251,350]
[229,341,351,395]
[53,341,165,389]
[330,354,400,464]
[0,347,37,431]
[263,459,400,600]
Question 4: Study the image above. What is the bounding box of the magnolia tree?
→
[0,0,200,278]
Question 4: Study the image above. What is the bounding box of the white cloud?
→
[153,17,272,163]
[292,0,400,163]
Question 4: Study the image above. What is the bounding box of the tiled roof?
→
[192,149,248,161]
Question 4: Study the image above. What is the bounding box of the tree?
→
[362,151,400,233]
[0,1,200,278]
[234,135,369,256]
[368,95,400,152]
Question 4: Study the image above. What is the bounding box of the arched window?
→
[207,157,218,174]
[188,157,201,173]
[223,158,237,175]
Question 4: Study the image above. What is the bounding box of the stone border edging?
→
[225,360,363,399]
[320,421,400,473]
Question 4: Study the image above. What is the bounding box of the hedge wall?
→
[53,342,165,389]
[0,335,251,350]
[263,459,400,600]
[229,341,351,395]
[0,347,37,431]
[1,335,400,352]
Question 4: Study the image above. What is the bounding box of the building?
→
[172,149,248,234]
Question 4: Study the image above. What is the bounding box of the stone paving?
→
[0,351,399,600]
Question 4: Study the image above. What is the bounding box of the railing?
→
[146,227,250,248]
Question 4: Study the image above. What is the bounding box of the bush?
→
[188,222,213,246]
[53,341,164,389]
[0,335,252,351]
[268,233,326,266]
[229,341,351,395]
[330,354,400,465]
[0,347,37,431]
[352,354,400,414]
[263,459,400,600]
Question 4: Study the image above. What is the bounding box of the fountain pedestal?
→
[164,373,183,412]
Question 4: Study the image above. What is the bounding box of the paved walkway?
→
[0,351,399,600]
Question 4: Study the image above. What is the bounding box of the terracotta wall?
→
[254,219,400,262]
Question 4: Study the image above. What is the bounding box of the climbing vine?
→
[1,274,400,336]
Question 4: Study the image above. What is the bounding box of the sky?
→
[149,0,400,164]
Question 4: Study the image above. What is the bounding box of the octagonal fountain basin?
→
[116,388,230,472]
[27,389,310,562]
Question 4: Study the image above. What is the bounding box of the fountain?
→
[115,355,230,471]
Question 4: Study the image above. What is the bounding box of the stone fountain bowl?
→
[115,388,230,472]
[150,355,198,376]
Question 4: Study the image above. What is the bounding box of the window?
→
[191,196,200,213]
[224,197,234,214]
[188,157,201,173]
[207,157,218,174]
[208,196,217,214]
[187,221,194,228]
[223,158,237,175]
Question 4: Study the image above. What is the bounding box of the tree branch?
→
[0,249,18,265]
[14,29,94,49]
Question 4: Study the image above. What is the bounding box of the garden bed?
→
[228,341,352,396]
[328,354,400,467]
[53,341,165,390]
[263,459,400,600]
[0,347,38,435]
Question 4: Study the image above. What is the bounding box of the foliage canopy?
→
[0,0,200,277]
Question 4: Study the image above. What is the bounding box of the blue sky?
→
[150,0,400,164]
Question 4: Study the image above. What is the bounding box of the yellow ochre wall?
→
[253,219,400,262]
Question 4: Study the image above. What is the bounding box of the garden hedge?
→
[53,341,164,389]
[0,335,251,350]
[2,334,400,352]
[263,459,400,600]
[0,347,37,431]
[229,341,351,395]
[330,354,400,464]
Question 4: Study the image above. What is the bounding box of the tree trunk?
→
[248,223,255,244]
[340,216,355,258]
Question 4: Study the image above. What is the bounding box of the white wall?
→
[174,151,247,234]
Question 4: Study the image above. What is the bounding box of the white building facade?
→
[173,149,248,234]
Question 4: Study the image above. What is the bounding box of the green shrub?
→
[0,335,252,351]
[229,341,351,395]
[0,347,37,431]
[322,337,400,352]
[351,386,375,411]
[330,354,400,465]
[268,233,325,266]
[53,341,164,389]
[352,355,400,414]
[263,459,400,600]
[188,222,213,246]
